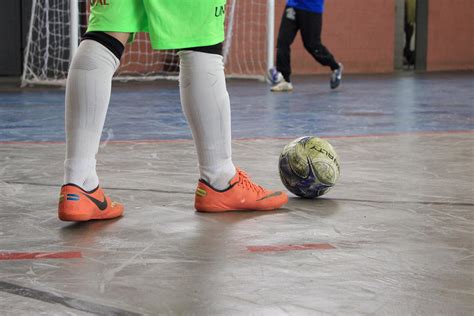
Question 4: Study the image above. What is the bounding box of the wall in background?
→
[0,0,32,76]
[426,0,474,71]
[0,1,22,75]
[274,0,396,75]
[3,0,474,77]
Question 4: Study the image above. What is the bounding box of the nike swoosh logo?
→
[82,193,108,211]
[256,191,282,201]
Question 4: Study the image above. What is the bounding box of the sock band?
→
[180,42,223,56]
[82,31,125,60]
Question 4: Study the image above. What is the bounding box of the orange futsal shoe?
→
[58,184,124,221]
[195,168,288,212]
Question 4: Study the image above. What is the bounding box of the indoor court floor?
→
[0,72,473,315]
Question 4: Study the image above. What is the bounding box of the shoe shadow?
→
[60,217,122,230]
[193,195,340,223]
[194,209,284,224]
[59,217,122,245]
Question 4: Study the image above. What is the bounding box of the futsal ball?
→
[279,136,340,198]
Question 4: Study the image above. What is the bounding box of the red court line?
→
[0,130,472,145]
[247,243,335,253]
[0,252,82,260]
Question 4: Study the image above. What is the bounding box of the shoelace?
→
[236,169,265,194]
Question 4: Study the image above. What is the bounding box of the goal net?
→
[21,0,274,86]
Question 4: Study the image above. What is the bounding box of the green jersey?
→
[87,0,226,50]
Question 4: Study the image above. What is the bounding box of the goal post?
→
[69,0,79,62]
[21,0,276,86]
[266,0,275,71]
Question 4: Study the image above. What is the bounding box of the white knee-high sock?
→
[64,40,120,190]
[178,51,236,190]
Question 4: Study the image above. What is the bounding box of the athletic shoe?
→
[58,184,124,221]
[194,168,288,212]
[266,67,284,85]
[330,63,343,89]
[270,80,294,92]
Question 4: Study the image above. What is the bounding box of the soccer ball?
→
[279,136,340,198]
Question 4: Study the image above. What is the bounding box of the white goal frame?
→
[21,0,275,86]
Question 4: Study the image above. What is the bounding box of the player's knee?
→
[308,45,331,60]
[303,43,318,54]
[82,31,125,60]
[181,42,223,56]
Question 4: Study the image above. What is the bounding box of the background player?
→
[58,0,288,221]
[268,0,343,92]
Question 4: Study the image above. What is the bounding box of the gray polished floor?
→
[1,73,473,315]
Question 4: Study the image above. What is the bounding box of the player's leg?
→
[177,43,235,191]
[271,6,299,92]
[178,44,288,212]
[59,1,147,221]
[298,9,343,89]
[60,31,125,221]
[404,21,415,66]
[143,0,288,211]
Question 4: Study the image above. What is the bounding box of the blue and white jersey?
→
[286,0,325,13]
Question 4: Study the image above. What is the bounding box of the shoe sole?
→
[270,88,293,92]
[196,200,288,212]
[58,210,123,221]
[59,211,93,221]
[196,206,281,213]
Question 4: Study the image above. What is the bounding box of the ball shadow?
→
[284,196,340,217]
